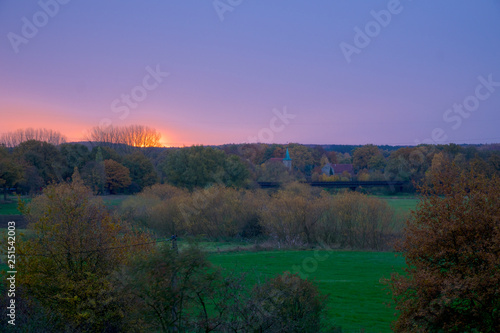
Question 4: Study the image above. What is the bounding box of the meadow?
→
[372,195,418,233]
[0,196,22,215]
[0,192,414,331]
[210,250,406,332]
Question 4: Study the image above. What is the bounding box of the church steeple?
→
[284,148,291,161]
[283,148,292,169]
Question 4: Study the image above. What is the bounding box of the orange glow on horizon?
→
[1,104,237,148]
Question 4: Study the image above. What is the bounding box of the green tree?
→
[91,146,121,163]
[123,151,158,191]
[14,140,65,185]
[162,146,249,189]
[81,161,106,194]
[223,154,250,187]
[59,143,91,180]
[116,243,238,332]
[388,165,500,332]
[0,146,22,200]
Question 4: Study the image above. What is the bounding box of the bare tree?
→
[0,128,67,147]
[86,125,162,150]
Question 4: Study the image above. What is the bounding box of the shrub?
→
[323,191,394,249]
[248,272,328,332]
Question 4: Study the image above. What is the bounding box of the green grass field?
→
[101,195,131,208]
[210,250,405,333]
[0,200,22,215]
[380,197,419,216]
[375,196,419,232]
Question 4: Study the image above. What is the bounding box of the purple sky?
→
[1,0,499,146]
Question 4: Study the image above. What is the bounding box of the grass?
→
[373,196,420,232]
[0,228,406,332]
[380,197,419,216]
[0,199,22,215]
[182,240,256,252]
[210,250,405,333]
[101,195,131,208]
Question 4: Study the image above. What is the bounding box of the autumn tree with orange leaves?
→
[104,159,132,193]
[388,164,500,332]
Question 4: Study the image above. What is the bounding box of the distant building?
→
[267,148,292,170]
[321,163,353,177]
[282,148,292,170]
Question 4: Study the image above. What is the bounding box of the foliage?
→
[259,183,394,249]
[122,184,266,239]
[81,161,106,194]
[123,151,158,191]
[121,183,190,236]
[162,145,249,189]
[384,146,433,183]
[14,178,153,331]
[122,182,396,249]
[322,191,394,249]
[388,165,500,332]
[250,272,327,332]
[91,146,122,163]
[0,285,64,331]
[14,140,65,184]
[116,244,328,332]
[260,182,329,246]
[104,159,132,193]
[352,144,383,172]
[257,159,295,183]
[0,146,22,200]
[59,143,91,180]
[287,143,315,175]
[179,185,265,240]
[115,243,238,332]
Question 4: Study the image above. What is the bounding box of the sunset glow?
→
[1,1,499,146]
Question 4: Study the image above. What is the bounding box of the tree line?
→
[1,127,499,200]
